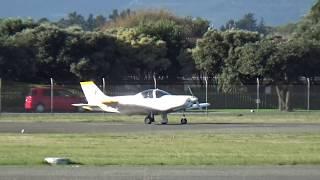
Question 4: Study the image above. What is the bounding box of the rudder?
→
[80,81,108,104]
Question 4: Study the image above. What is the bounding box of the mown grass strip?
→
[0,132,319,166]
[1,110,320,124]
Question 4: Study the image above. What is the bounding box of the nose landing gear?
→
[180,114,188,125]
[144,112,155,124]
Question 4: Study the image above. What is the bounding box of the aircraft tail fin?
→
[80,81,115,104]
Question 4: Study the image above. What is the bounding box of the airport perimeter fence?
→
[0,78,320,113]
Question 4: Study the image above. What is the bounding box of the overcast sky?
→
[0,0,316,27]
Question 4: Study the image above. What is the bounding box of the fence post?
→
[50,78,53,114]
[307,78,310,111]
[102,78,106,116]
[204,76,208,115]
[102,77,106,94]
[0,78,2,114]
[256,78,260,111]
[153,73,157,89]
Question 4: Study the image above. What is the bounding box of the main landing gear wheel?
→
[181,118,187,124]
[144,116,152,124]
[180,113,187,124]
[144,113,155,124]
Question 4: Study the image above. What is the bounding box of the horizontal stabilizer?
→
[102,99,118,105]
[72,103,119,113]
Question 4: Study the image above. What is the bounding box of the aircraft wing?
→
[116,96,190,113]
[118,98,210,112]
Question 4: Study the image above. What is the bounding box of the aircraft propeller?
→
[188,86,202,110]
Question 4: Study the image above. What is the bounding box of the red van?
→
[25,87,84,112]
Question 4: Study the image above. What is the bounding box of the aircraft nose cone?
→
[190,96,198,102]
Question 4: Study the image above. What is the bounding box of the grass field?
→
[0,132,319,166]
[0,110,320,124]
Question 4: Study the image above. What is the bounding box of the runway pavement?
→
[0,121,320,134]
[1,166,320,180]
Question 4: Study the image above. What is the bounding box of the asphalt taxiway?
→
[1,166,320,180]
[0,121,319,134]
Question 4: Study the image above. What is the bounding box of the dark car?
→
[25,87,84,112]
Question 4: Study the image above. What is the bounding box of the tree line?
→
[193,1,320,111]
[0,1,320,111]
[0,9,210,82]
[0,9,273,83]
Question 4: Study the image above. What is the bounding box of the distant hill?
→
[0,0,316,27]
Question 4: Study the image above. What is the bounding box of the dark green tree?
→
[236,13,257,31]
[108,9,119,21]
[177,48,196,78]
[94,15,107,29]
[0,43,34,81]
[111,28,169,80]
[220,19,236,31]
[0,18,37,36]
[37,18,50,24]
[105,9,209,80]
[31,24,72,81]
[71,32,118,80]
[192,30,229,76]
[296,0,320,41]
[229,37,320,111]
[57,11,87,30]
[192,29,260,86]
[221,13,268,35]
[86,14,96,31]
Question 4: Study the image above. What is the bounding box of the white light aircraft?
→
[73,81,210,124]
